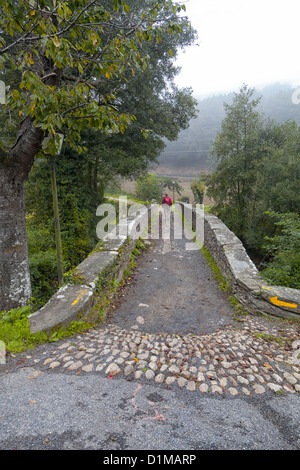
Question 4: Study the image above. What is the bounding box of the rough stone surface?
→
[181,204,300,320]
[16,306,300,397]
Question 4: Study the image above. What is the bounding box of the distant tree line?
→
[158,83,300,175]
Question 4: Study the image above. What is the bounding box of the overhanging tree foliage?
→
[0,0,191,311]
[23,0,198,309]
[68,0,198,187]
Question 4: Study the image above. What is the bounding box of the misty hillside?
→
[156,83,300,176]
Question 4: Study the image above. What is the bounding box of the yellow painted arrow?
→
[262,285,279,294]
[269,296,298,309]
[72,289,88,306]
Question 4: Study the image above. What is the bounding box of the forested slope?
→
[157,83,300,175]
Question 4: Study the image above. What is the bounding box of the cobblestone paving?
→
[9,314,300,398]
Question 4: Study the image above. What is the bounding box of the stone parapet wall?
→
[183,203,300,320]
[29,207,149,333]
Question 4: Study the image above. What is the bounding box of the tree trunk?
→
[0,167,32,310]
[0,117,44,311]
[0,66,61,311]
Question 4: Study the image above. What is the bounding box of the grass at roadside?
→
[0,304,96,354]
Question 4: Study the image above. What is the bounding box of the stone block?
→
[224,246,259,281]
[259,285,300,315]
[76,251,118,286]
[29,284,94,333]
[100,236,128,252]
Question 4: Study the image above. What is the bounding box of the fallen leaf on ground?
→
[263,363,273,369]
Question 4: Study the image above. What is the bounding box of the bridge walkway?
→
[0,208,300,450]
[3,210,299,397]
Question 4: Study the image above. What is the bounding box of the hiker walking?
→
[162,193,172,222]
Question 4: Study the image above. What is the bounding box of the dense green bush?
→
[27,220,58,309]
[261,212,300,289]
[59,192,94,268]
[135,173,161,201]
[206,85,300,289]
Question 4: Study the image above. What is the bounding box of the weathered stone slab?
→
[215,229,243,247]
[29,284,94,333]
[100,236,128,252]
[76,251,118,285]
[236,277,262,292]
[224,246,259,281]
[260,285,300,314]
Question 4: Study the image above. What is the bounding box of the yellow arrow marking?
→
[269,297,298,309]
[262,286,280,294]
[72,289,88,306]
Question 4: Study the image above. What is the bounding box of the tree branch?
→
[0,21,39,55]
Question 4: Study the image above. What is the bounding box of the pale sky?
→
[174,0,300,97]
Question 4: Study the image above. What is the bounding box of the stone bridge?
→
[17,203,300,396]
[29,202,300,334]
[1,202,300,450]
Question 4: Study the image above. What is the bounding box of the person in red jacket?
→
[162,193,172,223]
[162,194,173,206]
